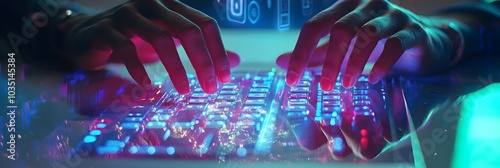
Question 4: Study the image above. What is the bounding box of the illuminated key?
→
[188,98,209,104]
[222,84,239,90]
[323,95,340,101]
[215,102,235,108]
[184,104,207,110]
[216,95,237,101]
[289,93,308,99]
[323,100,341,107]
[287,105,307,111]
[151,114,171,121]
[288,99,308,105]
[124,117,143,122]
[248,93,267,98]
[145,121,167,129]
[290,87,310,93]
[250,88,269,93]
[245,99,266,106]
[219,90,238,95]
[120,122,140,130]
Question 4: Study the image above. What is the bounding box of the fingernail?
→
[286,71,299,86]
[206,78,218,94]
[342,75,356,88]
[368,73,379,84]
[219,68,231,83]
[320,78,333,91]
[179,81,190,95]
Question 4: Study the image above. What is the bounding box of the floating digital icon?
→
[267,0,272,9]
[277,0,290,30]
[302,0,313,16]
[248,0,260,24]
[227,0,247,24]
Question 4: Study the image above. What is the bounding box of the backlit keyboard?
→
[74,69,399,161]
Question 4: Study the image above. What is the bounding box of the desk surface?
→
[1,30,499,168]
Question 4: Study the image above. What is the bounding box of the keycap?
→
[296,81,311,87]
[216,95,237,101]
[184,104,207,110]
[286,111,308,118]
[323,100,342,107]
[323,95,340,101]
[124,117,143,122]
[353,95,370,101]
[250,88,269,93]
[151,114,171,121]
[288,99,308,105]
[222,84,238,90]
[239,113,262,120]
[154,108,175,114]
[248,93,267,98]
[120,122,141,130]
[321,107,342,113]
[188,98,209,104]
[353,100,371,106]
[245,99,266,106]
[145,121,167,129]
[242,106,265,114]
[252,83,271,88]
[323,90,340,95]
[127,113,144,117]
[287,106,307,111]
[219,90,238,95]
[207,114,229,121]
[191,93,209,98]
[289,93,308,99]
[205,121,228,129]
[353,90,369,95]
[96,146,120,155]
[105,140,126,148]
[290,87,310,93]
[214,102,235,108]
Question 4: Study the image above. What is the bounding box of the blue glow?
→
[96,146,120,155]
[333,137,345,152]
[254,80,283,154]
[227,0,247,24]
[237,147,247,157]
[330,119,336,126]
[167,146,175,155]
[105,140,125,148]
[89,130,102,136]
[364,112,370,116]
[96,123,106,128]
[199,133,214,155]
[83,135,97,143]
[248,1,260,24]
[147,146,156,155]
[129,146,138,154]
[163,129,171,141]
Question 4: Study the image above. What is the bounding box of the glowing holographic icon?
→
[277,0,290,30]
[248,0,260,24]
[227,0,247,24]
[302,0,313,15]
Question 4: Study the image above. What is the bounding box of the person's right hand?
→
[279,0,463,90]
[64,0,240,94]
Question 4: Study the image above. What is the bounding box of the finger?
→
[287,104,327,150]
[323,0,390,90]
[93,19,150,86]
[149,3,217,94]
[69,24,113,71]
[164,0,231,83]
[276,41,329,69]
[226,50,240,68]
[115,4,190,94]
[286,0,360,86]
[343,11,408,88]
[369,24,426,84]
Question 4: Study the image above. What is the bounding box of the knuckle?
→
[365,0,389,11]
[348,59,365,69]
[389,10,409,23]
[114,4,135,17]
[151,31,172,44]
[198,18,219,31]
[196,59,214,72]
[361,24,379,37]
[180,24,203,38]
[302,19,322,31]
[331,21,355,37]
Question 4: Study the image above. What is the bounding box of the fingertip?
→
[286,71,299,86]
[226,50,240,68]
[276,53,291,69]
[177,81,191,95]
[204,78,218,94]
[368,72,380,84]
[218,68,231,83]
[320,78,333,91]
[342,74,356,88]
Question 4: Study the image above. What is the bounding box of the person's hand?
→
[278,0,462,89]
[63,0,240,94]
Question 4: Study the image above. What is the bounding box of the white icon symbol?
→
[227,0,247,24]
